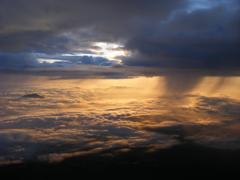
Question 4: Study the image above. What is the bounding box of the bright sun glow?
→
[37,58,65,64]
[91,42,129,62]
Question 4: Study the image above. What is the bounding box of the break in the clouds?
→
[0,0,239,69]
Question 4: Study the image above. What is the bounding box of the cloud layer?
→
[0,0,239,68]
[0,74,240,165]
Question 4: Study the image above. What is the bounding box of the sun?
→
[92,42,129,63]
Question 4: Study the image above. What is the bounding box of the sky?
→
[0,0,239,69]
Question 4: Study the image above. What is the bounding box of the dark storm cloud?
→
[0,0,239,68]
[0,0,186,51]
[124,0,240,68]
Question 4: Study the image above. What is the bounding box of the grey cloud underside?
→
[0,52,119,70]
[0,0,239,68]
[0,53,38,69]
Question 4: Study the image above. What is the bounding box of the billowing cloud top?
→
[0,0,239,69]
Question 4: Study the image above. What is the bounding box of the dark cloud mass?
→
[0,53,38,69]
[0,0,239,68]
